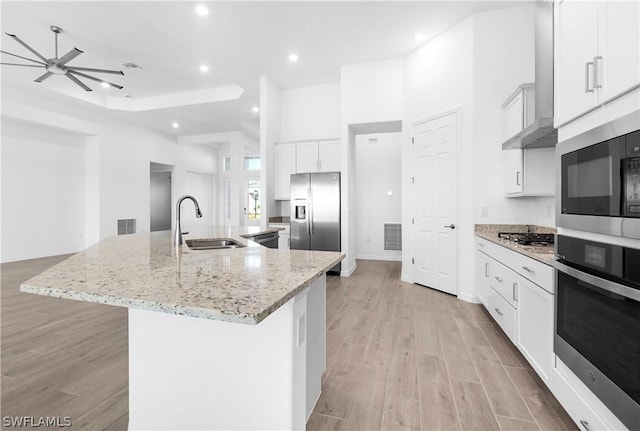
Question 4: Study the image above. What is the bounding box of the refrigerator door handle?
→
[308,187,314,235]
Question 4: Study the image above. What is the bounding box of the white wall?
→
[260,76,282,228]
[355,133,402,261]
[472,4,554,227]
[1,118,88,262]
[403,15,475,298]
[340,58,404,275]
[1,85,217,262]
[402,4,543,302]
[280,84,340,142]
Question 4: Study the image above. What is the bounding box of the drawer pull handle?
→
[494,308,503,317]
[513,282,518,301]
[494,276,504,283]
[485,263,489,277]
[579,420,590,431]
[478,243,485,247]
[522,266,534,274]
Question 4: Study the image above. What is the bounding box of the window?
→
[246,179,260,221]
[223,157,231,171]
[244,156,261,171]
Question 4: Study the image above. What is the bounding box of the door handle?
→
[516,171,521,186]
[585,62,594,93]
[494,308,503,317]
[494,276,504,283]
[444,224,456,229]
[593,56,602,89]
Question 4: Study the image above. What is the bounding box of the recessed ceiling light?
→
[101,82,110,88]
[288,53,299,63]
[252,106,259,113]
[414,33,426,42]
[195,5,209,16]
[172,122,180,129]
[200,65,209,73]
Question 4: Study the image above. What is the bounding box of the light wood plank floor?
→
[1,255,129,430]
[308,260,577,431]
[2,257,576,430]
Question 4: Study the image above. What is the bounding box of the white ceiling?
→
[1,1,523,139]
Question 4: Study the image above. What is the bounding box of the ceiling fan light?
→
[288,53,299,63]
[172,122,180,129]
[101,82,110,88]
[200,65,209,73]
[252,106,259,113]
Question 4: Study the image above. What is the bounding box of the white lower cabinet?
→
[516,276,553,383]
[476,237,553,383]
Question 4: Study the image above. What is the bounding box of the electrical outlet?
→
[297,314,306,347]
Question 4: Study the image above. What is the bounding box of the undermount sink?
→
[185,238,246,250]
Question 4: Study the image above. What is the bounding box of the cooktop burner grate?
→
[497,232,555,246]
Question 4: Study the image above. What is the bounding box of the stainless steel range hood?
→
[502,2,556,150]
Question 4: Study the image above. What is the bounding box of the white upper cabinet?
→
[504,147,555,197]
[555,1,640,126]
[274,143,296,200]
[296,142,319,173]
[318,140,341,172]
[504,149,524,195]
[295,140,341,173]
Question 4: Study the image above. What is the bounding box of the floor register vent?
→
[384,223,402,251]
[117,219,136,235]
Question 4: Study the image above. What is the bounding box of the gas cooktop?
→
[497,232,555,247]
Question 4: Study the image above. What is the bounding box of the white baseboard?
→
[457,293,481,304]
[1,249,79,264]
[355,254,402,262]
[400,272,413,284]
[340,262,357,277]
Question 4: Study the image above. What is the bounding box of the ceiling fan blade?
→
[65,72,92,92]
[0,62,45,68]
[68,70,123,90]
[55,48,83,66]
[5,33,48,63]
[34,71,54,82]
[66,66,124,75]
[1,49,46,65]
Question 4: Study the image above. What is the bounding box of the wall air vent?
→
[117,219,136,235]
[384,223,402,251]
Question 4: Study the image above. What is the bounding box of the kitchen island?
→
[20,227,344,430]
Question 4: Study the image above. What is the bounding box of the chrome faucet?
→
[174,195,203,246]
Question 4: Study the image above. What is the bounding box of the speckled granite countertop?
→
[475,224,556,265]
[20,227,344,325]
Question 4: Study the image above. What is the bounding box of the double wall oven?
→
[556,114,640,431]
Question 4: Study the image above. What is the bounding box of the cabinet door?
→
[318,140,341,172]
[504,90,524,140]
[597,1,640,104]
[296,142,319,173]
[476,251,492,307]
[516,277,553,383]
[278,233,290,250]
[555,0,599,126]
[504,149,524,195]
[274,144,296,199]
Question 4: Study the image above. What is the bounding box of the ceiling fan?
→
[0,25,124,91]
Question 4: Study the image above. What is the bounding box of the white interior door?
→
[413,111,458,295]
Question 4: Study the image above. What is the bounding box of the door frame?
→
[411,107,461,296]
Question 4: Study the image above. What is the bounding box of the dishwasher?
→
[252,231,279,249]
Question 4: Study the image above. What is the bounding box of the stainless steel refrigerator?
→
[290,172,341,273]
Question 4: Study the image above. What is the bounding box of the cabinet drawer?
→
[488,260,519,308]
[485,288,516,344]
[511,253,554,293]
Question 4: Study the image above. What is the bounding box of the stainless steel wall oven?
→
[554,235,640,430]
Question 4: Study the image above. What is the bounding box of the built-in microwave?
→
[557,117,640,239]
